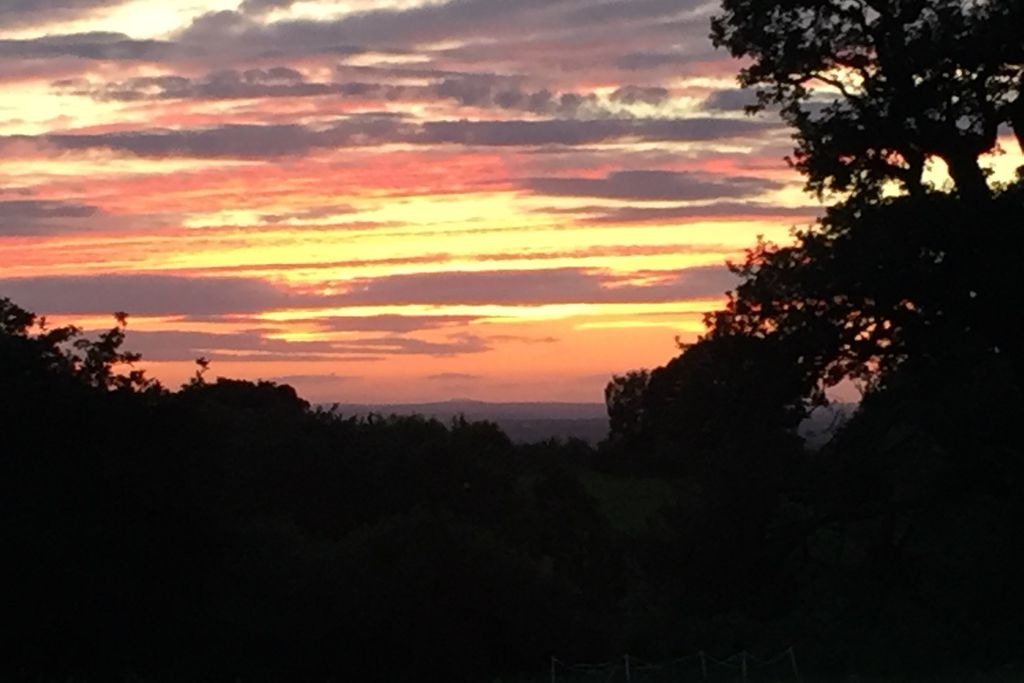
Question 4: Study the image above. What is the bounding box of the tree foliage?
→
[1,297,628,681]
[601,2,1024,672]
[707,186,1024,398]
[0,297,157,393]
[712,0,1024,202]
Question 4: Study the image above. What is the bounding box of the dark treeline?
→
[2,307,622,681]
[6,0,1024,680]
[4,189,1024,680]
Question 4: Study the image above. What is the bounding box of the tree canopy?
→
[712,0,1024,202]
[603,7,1024,670]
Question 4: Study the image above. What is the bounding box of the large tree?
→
[706,187,1024,399]
[712,0,1024,203]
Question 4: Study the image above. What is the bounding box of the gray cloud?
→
[265,373,359,385]
[41,124,338,158]
[568,0,695,24]
[0,199,175,236]
[489,333,560,345]
[610,85,670,106]
[279,315,480,334]
[0,32,172,61]
[169,0,711,67]
[524,170,780,201]
[239,0,297,16]
[333,266,738,306]
[577,201,823,225]
[702,88,760,112]
[175,312,481,335]
[0,265,738,352]
[617,51,696,71]
[0,199,169,236]
[54,68,393,102]
[427,372,482,382]
[258,204,357,224]
[0,0,720,93]
[121,328,489,361]
[0,265,736,317]
[0,274,300,316]
[417,117,771,146]
[1,199,95,217]
[578,202,821,224]
[2,117,771,159]
[430,78,603,117]
[0,0,130,28]
[27,118,408,158]
[178,1,574,53]
[121,329,338,361]
[58,69,640,119]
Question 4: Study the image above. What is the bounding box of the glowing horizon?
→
[5,0,1012,403]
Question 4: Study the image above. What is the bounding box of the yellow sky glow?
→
[5,0,1013,402]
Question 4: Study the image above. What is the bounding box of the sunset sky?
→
[3,0,1018,403]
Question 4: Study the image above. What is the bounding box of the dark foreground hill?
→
[4,294,1024,681]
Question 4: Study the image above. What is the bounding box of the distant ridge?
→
[323,400,609,444]
[320,399,858,447]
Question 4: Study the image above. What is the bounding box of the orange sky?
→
[2,0,1018,402]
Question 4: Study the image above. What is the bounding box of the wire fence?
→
[551,647,800,683]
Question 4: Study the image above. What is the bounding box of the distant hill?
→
[325,399,859,448]
[325,400,610,444]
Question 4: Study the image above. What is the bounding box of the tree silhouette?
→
[605,369,651,445]
[705,187,1024,399]
[639,335,805,475]
[0,297,158,393]
[592,6,1024,673]
[712,0,1024,202]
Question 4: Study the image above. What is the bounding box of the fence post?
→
[699,650,707,680]
[741,651,747,683]
[625,654,631,683]
[550,656,556,683]
[788,647,801,682]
